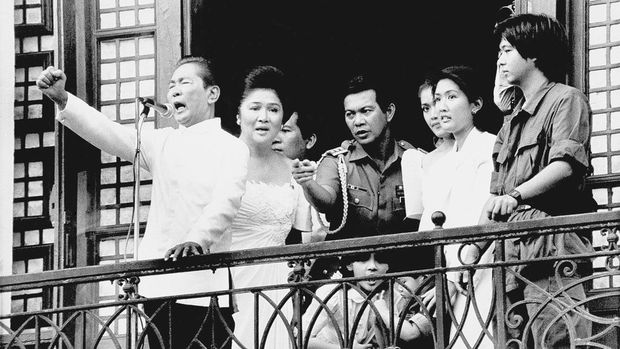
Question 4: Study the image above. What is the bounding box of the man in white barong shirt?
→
[36,57,249,349]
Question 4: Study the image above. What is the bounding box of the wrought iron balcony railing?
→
[1,211,619,349]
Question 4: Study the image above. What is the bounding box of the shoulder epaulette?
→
[397,139,414,150]
[322,140,353,157]
[322,146,349,157]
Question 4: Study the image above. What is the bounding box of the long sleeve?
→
[401,149,424,219]
[136,120,246,306]
[444,151,494,281]
[185,140,249,251]
[58,93,137,163]
[293,183,313,232]
[494,63,520,115]
[444,131,495,281]
[471,157,494,222]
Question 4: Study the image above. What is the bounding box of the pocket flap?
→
[347,185,372,210]
[515,133,541,155]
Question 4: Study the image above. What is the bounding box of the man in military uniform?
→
[292,73,419,242]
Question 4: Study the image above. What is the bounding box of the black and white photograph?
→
[1,1,619,348]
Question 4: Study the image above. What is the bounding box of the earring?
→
[236,119,240,125]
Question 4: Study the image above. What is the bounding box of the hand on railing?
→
[484,193,518,222]
[164,241,206,261]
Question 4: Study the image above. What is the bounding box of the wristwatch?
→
[507,189,523,204]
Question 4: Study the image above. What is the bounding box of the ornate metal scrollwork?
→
[115,276,143,300]
[600,227,619,271]
[287,259,312,283]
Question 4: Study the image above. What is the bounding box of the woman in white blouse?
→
[404,66,497,349]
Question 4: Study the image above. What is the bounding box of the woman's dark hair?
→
[240,65,292,123]
[431,65,488,131]
[433,65,484,105]
[417,78,434,99]
[494,13,569,82]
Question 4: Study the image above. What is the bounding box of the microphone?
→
[137,97,175,118]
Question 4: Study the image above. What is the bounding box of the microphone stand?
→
[116,101,148,300]
[117,99,149,349]
[133,99,149,264]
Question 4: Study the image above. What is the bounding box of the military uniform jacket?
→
[315,139,414,240]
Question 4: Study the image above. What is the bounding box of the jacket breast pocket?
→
[515,132,545,184]
[347,185,373,212]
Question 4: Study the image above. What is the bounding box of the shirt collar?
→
[349,141,368,161]
[180,117,221,133]
[349,139,405,163]
[451,127,483,153]
[348,288,369,303]
[521,81,556,116]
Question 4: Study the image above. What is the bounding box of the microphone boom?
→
[137,97,175,118]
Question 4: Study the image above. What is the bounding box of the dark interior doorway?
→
[190,0,512,154]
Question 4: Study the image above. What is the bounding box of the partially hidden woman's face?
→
[434,79,475,137]
[419,86,449,139]
[238,88,284,146]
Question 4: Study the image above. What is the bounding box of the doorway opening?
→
[190,0,511,152]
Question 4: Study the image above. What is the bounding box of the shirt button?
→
[400,141,405,146]
[354,198,360,204]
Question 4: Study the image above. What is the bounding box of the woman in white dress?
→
[414,66,497,349]
[229,66,311,349]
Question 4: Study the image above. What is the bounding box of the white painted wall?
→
[0,0,15,324]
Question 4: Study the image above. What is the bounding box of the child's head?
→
[342,252,390,292]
